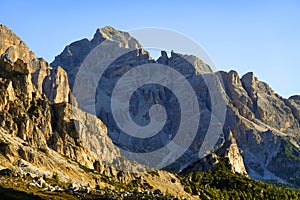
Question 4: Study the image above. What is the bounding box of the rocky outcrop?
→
[0,24,70,103]
[181,130,248,176]
[0,58,50,148]
[169,51,213,74]
[220,70,300,182]
[0,24,35,64]
[0,52,139,174]
[49,102,122,169]
[219,70,254,120]
[0,47,108,170]
[240,72,299,135]
[37,66,70,103]
[222,131,248,175]
[286,95,300,123]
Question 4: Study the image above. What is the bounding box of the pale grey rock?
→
[51,26,142,88]
[226,131,248,175]
[49,102,121,169]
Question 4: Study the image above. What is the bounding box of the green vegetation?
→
[268,140,300,186]
[282,140,300,161]
[180,158,300,199]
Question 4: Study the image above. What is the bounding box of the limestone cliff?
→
[52,27,300,186]
[1,23,300,194]
[0,25,193,198]
[0,24,70,103]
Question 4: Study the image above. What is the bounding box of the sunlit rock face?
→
[0,24,70,103]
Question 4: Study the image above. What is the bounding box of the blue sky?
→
[1,0,299,97]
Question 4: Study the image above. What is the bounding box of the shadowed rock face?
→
[52,26,300,185]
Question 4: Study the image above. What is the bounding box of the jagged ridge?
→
[52,26,300,186]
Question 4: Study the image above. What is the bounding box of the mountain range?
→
[0,24,299,199]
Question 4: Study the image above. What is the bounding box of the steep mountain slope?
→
[1,23,300,199]
[219,70,300,183]
[0,24,70,103]
[0,24,196,199]
[52,26,300,186]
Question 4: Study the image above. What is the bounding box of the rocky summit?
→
[0,24,300,199]
[52,26,300,184]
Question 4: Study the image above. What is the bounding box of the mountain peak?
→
[0,24,35,64]
[52,26,142,72]
[95,26,122,38]
[92,26,141,49]
[0,24,71,104]
[93,26,119,42]
[0,24,22,43]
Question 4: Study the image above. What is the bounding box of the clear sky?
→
[1,0,299,97]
